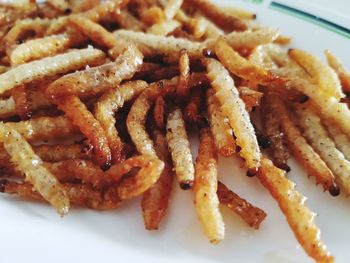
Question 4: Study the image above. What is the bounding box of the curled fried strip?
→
[142,130,173,230]
[0,47,105,96]
[12,84,32,120]
[267,93,339,195]
[95,80,148,163]
[296,104,350,195]
[261,93,290,171]
[166,108,194,189]
[206,89,235,157]
[217,181,266,229]
[177,49,190,98]
[55,95,111,170]
[186,0,246,32]
[194,127,224,244]
[153,95,166,130]
[47,45,143,99]
[205,58,260,173]
[0,126,69,216]
[325,49,350,94]
[0,180,121,210]
[257,157,333,263]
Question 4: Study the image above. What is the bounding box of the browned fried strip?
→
[12,84,32,120]
[184,88,203,123]
[153,95,166,130]
[177,49,190,98]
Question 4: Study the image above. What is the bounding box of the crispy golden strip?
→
[205,58,260,173]
[325,49,350,94]
[5,115,78,142]
[194,127,224,244]
[261,93,290,171]
[223,6,256,20]
[139,6,165,26]
[9,31,86,66]
[47,45,143,99]
[47,0,69,12]
[166,108,195,189]
[289,49,344,100]
[0,180,121,210]
[0,47,105,96]
[148,20,180,36]
[324,119,350,161]
[142,130,173,230]
[153,95,166,130]
[84,0,128,22]
[238,86,262,112]
[55,95,111,170]
[0,126,70,215]
[214,38,278,86]
[34,144,92,162]
[217,181,266,229]
[114,10,145,32]
[187,0,246,32]
[257,158,333,262]
[267,93,339,195]
[159,0,183,20]
[177,49,190,98]
[12,84,32,120]
[296,103,350,195]
[184,88,203,123]
[95,80,148,163]
[206,88,235,157]
[191,13,224,39]
[71,0,100,13]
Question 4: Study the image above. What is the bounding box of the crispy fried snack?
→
[55,95,111,169]
[238,86,262,112]
[267,93,339,195]
[0,47,105,96]
[289,49,344,100]
[47,45,143,99]
[34,144,92,162]
[0,180,121,210]
[261,93,290,171]
[46,0,70,12]
[148,20,180,36]
[217,181,266,229]
[153,95,166,130]
[159,0,183,20]
[324,119,350,161]
[95,80,148,163]
[206,88,235,157]
[205,58,260,173]
[176,49,190,98]
[194,127,224,244]
[0,126,70,215]
[184,88,203,123]
[9,31,86,66]
[142,130,173,230]
[296,103,350,196]
[166,108,195,190]
[114,10,145,32]
[257,157,334,263]
[325,49,350,94]
[222,6,256,20]
[12,84,32,120]
[186,0,246,32]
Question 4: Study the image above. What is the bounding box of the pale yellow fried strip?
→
[194,127,224,244]
[223,6,256,20]
[0,47,105,95]
[47,0,70,12]
[166,108,195,190]
[114,10,145,32]
[325,49,350,94]
[257,157,333,263]
[147,20,180,36]
[206,88,235,157]
[205,58,260,172]
[159,0,183,20]
[296,104,350,195]
[0,125,70,215]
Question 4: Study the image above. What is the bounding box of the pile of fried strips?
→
[1,0,350,262]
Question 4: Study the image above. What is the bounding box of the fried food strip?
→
[34,144,92,162]
[186,0,246,32]
[194,127,224,244]
[177,49,190,98]
[47,45,143,99]
[206,89,235,157]
[70,0,100,13]
[148,20,180,36]
[166,108,195,189]
[184,88,203,123]
[214,38,278,86]
[205,58,260,173]
[217,181,266,229]
[148,66,179,82]
[47,0,69,12]
[238,86,262,112]
[223,6,256,20]
[142,130,173,230]
[0,47,105,96]
[12,84,32,120]
[153,95,166,130]
[325,49,350,94]
[95,80,148,163]
[0,126,69,215]
[114,30,204,58]
[257,157,333,263]
[159,0,183,20]
[0,180,121,210]
[84,0,128,22]
[55,95,111,170]
[289,49,344,100]
[9,31,86,66]
[296,103,350,195]
[139,6,165,26]
[261,93,290,171]
[5,115,78,142]
[114,10,145,32]
[267,93,339,195]
[324,119,350,161]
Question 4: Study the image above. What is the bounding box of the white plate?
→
[1,1,350,263]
